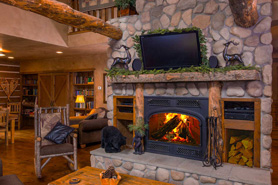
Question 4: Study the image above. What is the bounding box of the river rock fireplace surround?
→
[90,0,273,183]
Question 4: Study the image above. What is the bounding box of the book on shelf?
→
[75,90,94,96]
[75,74,94,84]
[25,79,37,85]
[86,101,94,109]
[75,103,85,108]
[23,88,37,96]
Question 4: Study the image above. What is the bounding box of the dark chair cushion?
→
[0,174,23,185]
[84,113,98,120]
[44,122,74,144]
[40,143,73,156]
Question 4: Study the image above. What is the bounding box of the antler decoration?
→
[0,78,19,101]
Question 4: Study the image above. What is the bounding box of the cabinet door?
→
[53,73,69,107]
[38,74,53,107]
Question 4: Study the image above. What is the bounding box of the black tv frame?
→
[140,30,202,70]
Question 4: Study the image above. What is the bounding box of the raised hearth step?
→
[90,148,271,185]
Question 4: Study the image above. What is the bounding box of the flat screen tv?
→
[140,31,202,70]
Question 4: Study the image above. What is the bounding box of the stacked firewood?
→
[228,136,253,167]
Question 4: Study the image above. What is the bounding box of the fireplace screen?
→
[149,113,200,146]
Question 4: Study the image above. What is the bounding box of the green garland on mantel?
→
[106,27,259,77]
[106,65,259,78]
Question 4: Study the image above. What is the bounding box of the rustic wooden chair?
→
[0,108,9,145]
[34,104,77,178]
[7,102,21,130]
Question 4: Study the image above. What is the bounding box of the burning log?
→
[179,127,196,144]
[227,136,253,167]
[151,116,180,139]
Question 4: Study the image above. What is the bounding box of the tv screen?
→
[140,31,202,70]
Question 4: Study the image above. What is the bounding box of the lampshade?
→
[75,95,85,103]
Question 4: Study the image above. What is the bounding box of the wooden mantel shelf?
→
[108,70,260,84]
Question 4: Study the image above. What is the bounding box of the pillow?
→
[40,113,61,146]
[44,122,75,144]
[88,109,97,115]
[85,113,98,120]
[96,108,107,119]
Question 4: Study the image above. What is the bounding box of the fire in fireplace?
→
[149,113,200,146]
[144,96,208,160]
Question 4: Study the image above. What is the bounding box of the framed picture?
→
[103,73,108,103]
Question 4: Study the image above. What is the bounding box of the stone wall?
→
[105,0,273,169]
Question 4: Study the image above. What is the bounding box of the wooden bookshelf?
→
[113,96,136,145]
[21,73,38,127]
[71,70,95,116]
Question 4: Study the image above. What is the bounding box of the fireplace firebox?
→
[144,96,208,160]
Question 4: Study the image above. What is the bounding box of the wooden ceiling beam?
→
[0,0,122,40]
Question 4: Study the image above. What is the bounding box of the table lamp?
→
[75,95,85,103]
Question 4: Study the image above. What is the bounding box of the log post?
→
[209,82,222,153]
[0,0,122,40]
[229,0,258,28]
[135,83,144,123]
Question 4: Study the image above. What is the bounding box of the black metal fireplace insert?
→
[144,96,208,160]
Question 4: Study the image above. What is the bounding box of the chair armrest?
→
[0,158,3,176]
[69,116,87,125]
[35,137,42,142]
[70,133,78,138]
[79,118,108,132]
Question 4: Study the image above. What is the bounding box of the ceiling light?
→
[8,56,14,59]
[56,51,63,54]
[0,48,2,52]
[0,52,5,57]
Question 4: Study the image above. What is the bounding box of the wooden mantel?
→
[108,70,260,84]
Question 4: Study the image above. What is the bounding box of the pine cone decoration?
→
[102,166,116,179]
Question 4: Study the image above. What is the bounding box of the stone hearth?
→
[90,148,271,185]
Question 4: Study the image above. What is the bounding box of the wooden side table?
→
[48,166,171,185]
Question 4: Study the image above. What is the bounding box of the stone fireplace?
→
[90,0,273,184]
[144,96,208,160]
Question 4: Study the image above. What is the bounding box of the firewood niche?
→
[221,98,261,167]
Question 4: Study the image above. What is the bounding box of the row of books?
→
[75,90,94,96]
[75,103,85,108]
[75,76,93,84]
[23,88,37,96]
[25,79,37,85]
[75,101,94,109]
[86,101,94,109]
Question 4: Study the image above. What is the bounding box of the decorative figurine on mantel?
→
[111,45,131,70]
[223,41,244,66]
[128,117,148,155]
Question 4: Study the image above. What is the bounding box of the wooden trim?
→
[103,73,107,104]
[20,68,95,74]
[224,119,254,131]
[254,100,261,167]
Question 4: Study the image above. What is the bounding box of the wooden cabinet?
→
[38,73,69,107]
[71,71,95,116]
[220,98,260,167]
[113,96,135,145]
